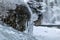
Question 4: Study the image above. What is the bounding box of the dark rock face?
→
[27,0,42,14]
[2,4,31,32]
[34,14,43,26]
[27,1,43,26]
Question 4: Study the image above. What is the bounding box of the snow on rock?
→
[3,0,24,4]
[49,0,55,2]
[0,24,36,40]
[33,26,60,40]
[31,13,38,21]
[24,0,29,3]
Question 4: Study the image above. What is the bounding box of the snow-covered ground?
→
[0,24,60,40]
[33,26,60,40]
[0,24,36,40]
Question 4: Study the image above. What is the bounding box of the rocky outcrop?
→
[27,0,43,26]
[2,4,31,32]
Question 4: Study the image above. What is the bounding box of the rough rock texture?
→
[34,14,43,26]
[1,4,31,32]
[27,0,43,26]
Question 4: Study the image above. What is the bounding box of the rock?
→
[2,4,31,32]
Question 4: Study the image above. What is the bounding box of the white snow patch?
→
[33,26,60,40]
[31,13,38,21]
[24,0,29,3]
[49,0,55,2]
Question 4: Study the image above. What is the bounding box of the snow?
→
[24,0,29,3]
[31,13,38,21]
[49,0,55,2]
[0,24,36,40]
[0,0,60,40]
[33,26,60,40]
[0,24,60,40]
